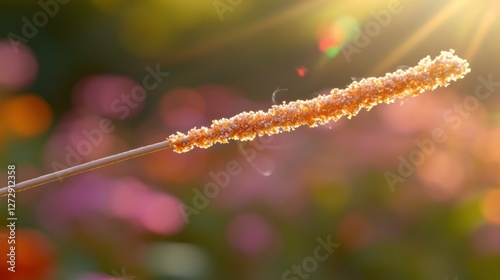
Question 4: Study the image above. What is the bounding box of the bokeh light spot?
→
[0,228,56,280]
[481,188,500,225]
[159,87,206,132]
[295,66,308,77]
[0,40,38,91]
[471,224,500,255]
[337,213,373,250]
[139,192,186,235]
[145,243,211,278]
[226,213,278,256]
[109,177,150,222]
[317,16,359,58]
[73,75,143,120]
[319,35,340,53]
[325,45,342,58]
[417,151,466,201]
[42,114,118,168]
[4,94,53,137]
[481,125,500,163]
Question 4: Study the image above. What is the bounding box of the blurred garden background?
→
[1,0,500,279]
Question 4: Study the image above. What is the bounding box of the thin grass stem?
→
[0,141,170,197]
[0,50,470,197]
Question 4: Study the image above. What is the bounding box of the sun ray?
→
[463,1,498,61]
[165,0,329,63]
[370,0,465,75]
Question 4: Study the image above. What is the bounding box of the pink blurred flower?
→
[226,213,280,257]
[0,40,38,90]
[73,75,144,120]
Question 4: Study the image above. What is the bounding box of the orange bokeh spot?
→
[3,94,53,137]
[0,228,57,280]
[337,213,373,250]
[481,188,500,224]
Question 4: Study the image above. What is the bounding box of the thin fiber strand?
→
[168,50,470,153]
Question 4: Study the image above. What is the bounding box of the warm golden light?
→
[168,50,470,153]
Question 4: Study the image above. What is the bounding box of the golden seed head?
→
[167,50,470,153]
